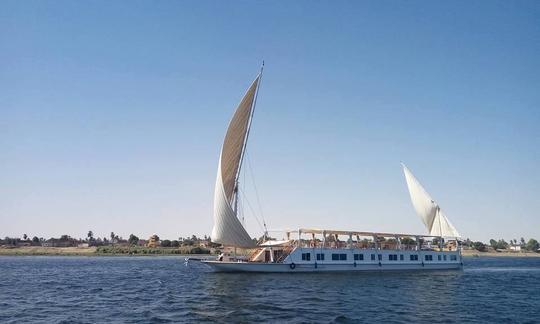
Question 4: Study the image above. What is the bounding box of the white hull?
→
[203,260,462,273]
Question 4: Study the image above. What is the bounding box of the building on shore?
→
[147,235,160,248]
[42,238,76,247]
[509,244,521,252]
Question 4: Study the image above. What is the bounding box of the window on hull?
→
[354,253,364,261]
[316,253,325,261]
[332,253,347,261]
[301,253,311,261]
[425,255,433,261]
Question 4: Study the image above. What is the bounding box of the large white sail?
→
[211,75,261,247]
[402,164,460,238]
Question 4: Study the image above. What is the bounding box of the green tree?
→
[128,234,139,246]
[497,239,509,250]
[32,236,39,244]
[171,240,180,248]
[489,239,498,250]
[23,234,28,241]
[520,237,526,247]
[161,239,171,247]
[87,231,94,241]
[183,239,194,246]
[526,239,539,252]
[473,241,487,252]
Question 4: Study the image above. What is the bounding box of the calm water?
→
[1,256,539,323]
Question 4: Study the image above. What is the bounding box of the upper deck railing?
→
[293,241,458,251]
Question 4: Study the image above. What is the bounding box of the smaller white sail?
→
[402,163,460,238]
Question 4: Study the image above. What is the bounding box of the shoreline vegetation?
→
[0,246,216,257]
[1,246,540,258]
[1,233,539,257]
[0,232,218,257]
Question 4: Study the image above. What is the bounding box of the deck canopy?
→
[259,240,291,247]
[294,228,448,239]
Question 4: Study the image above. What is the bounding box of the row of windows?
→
[388,254,405,261]
[332,253,348,261]
[300,252,457,262]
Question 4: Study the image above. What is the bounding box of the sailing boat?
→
[203,68,462,272]
[402,163,460,238]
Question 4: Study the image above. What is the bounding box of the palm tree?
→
[23,234,28,241]
[87,231,94,242]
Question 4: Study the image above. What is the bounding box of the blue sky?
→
[1,1,539,242]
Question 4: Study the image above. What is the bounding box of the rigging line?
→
[239,196,246,228]
[245,152,268,233]
[238,186,266,234]
[240,154,247,225]
[239,187,265,234]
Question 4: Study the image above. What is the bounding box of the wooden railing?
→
[276,246,294,263]
[248,248,263,262]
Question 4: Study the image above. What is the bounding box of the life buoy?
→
[314,262,318,269]
[290,262,296,270]
[353,261,357,267]
[378,261,382,267]
[422,261,425,267]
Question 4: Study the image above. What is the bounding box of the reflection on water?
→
[0,256,539,323]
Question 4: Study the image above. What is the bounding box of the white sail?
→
[211,75,260,247]
[402,164,460,238]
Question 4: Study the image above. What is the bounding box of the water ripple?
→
[0,256,539,322]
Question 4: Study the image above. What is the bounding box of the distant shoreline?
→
[1,246,539,258]
[0,246,214,257]
[461,249,540,258]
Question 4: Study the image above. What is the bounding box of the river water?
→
[0,256,539,323]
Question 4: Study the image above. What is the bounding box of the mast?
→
[437,206,443,251]
[233,62,264,214]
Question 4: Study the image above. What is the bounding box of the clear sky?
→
[2,1,539,242]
